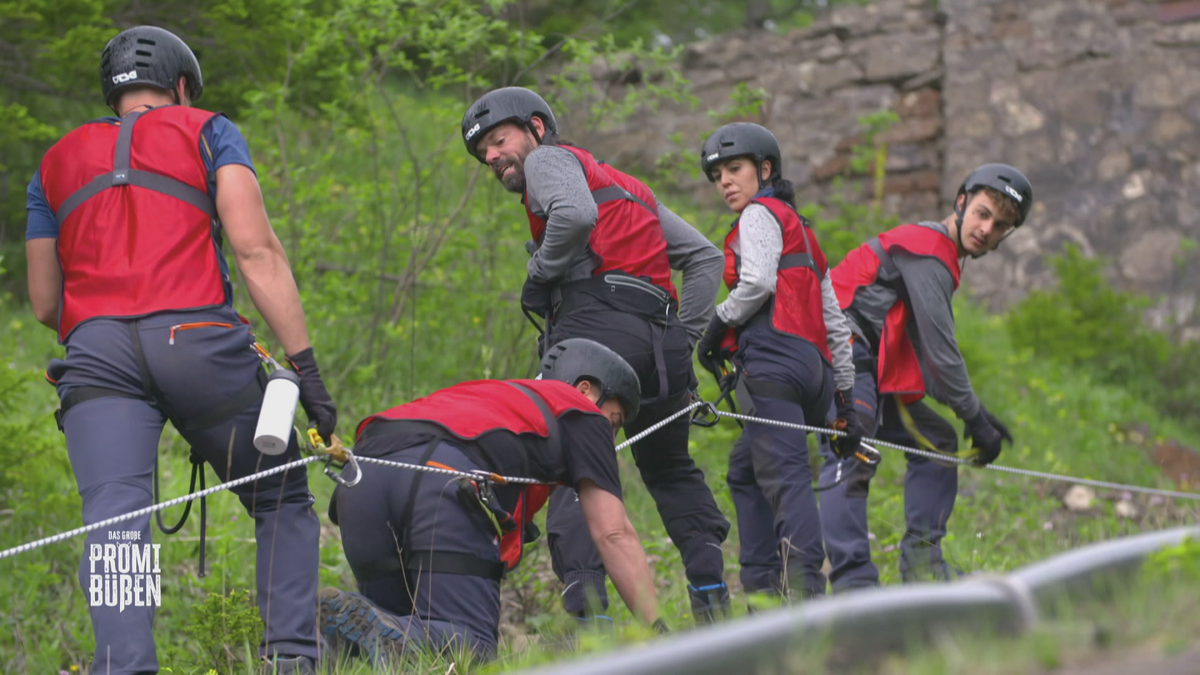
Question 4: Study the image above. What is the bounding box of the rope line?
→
[4,398,1195,561]
[0,456,323,561]
[711,409,1200,501]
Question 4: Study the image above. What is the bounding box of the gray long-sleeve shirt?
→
[524,145,723,342]
[842,220,980,420]
[714,203,855,391]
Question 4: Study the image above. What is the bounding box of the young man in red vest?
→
[319,338,667,665]
[818,164,1033,588]
[24,26,334,674]
[460,88,732,624]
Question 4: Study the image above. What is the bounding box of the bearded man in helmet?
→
[319,338,667,666]
[461,87,732,624]
[24,26,335,674]
[818,164,1034,590]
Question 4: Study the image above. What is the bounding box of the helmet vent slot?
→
[137,38,156,45]
[136,49,152,57]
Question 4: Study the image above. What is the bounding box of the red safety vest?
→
[525,145,677,299]
[356,378,602,571]
[830,223,962,403]
[38,106,228,343]
[722,196,832,362]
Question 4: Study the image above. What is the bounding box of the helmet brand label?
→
[1004,185,1023,202]
[465,123,481,140]
[706,152,719,161]
[112,69,139,84]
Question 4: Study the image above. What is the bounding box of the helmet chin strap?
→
[954,192,988,261]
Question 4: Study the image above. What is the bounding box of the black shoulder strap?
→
[590,184,657,216]
[764,201,818,275]
[574,148,656,217]
[867,237,900,280]
[504,381,562,460]
[54,110,217,225]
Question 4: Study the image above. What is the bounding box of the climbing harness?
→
[153,452,208,576]
[689,361,880,493]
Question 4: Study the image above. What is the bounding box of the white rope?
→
[351,400,707,484]
[0,455,323,561]
[9,396,1191,563]
[617,400,707,451]
[712,409,1200,501]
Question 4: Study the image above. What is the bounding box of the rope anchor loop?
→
[690,399,722,427]
[308,428,362,488]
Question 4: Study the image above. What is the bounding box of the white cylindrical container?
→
[254,369,302,455]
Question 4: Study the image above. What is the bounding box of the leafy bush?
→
[185,589,263,671]
[1006,245,1200,429]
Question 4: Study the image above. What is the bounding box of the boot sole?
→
[318,588,405,664]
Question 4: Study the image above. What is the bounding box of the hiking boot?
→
[688,583,731,624]
[318,587,406,664]
[900,559,964,583]
[259,655,316,675]
[573,614,615,634]
[744,588,784,615]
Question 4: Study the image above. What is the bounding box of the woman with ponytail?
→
[693,123,862,602]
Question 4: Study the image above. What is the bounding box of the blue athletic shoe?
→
[318,587,405,665]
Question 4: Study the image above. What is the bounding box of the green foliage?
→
[186,589,262,671]
[3,2,1199,672]
[519,0,824,49]
[0,104,58,172]
[1006,245,1200,429]
[710,82,770,125]
[1145,535,1200,584]
[802,110,902,265]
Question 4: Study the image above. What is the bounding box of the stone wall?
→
[589,0,947,218]
[942,0,1200,338]
[585,0,1200,337]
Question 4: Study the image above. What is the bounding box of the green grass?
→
[1,288,1198,674]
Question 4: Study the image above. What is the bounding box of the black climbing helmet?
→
[700,122,782,183]
[538,338,642,424]
[461,87,557,162]
[956,163,1034,228]
[101,26,203,109]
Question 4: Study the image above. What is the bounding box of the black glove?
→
[964,404,1012,466]
[831,389,865,460]
[651,618,670,635]
[520,277,552,318]
[695,313,728,382]
[284,347,338,444]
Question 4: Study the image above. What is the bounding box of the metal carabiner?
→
[690,397,722,427]
[854,442,883,467]
[323,453,362,488]
[310,429,362,488]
